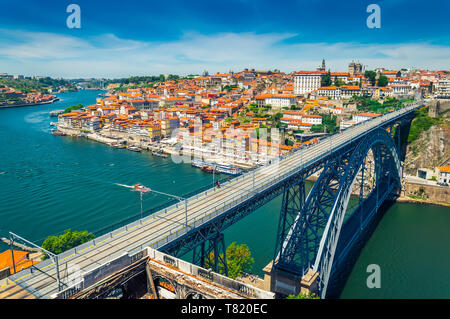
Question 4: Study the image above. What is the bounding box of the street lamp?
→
[132,184,151,219]
[133,184,189,228]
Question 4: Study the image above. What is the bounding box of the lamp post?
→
[132,184,151,219]
[135,184,189,228]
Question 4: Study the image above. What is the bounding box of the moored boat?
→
[51,129,66,136]
[215,162,242,175]
[152,150,168,158]
[128,146,142,152]
[111,142,126,149]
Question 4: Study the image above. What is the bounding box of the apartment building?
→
[436,76,450,99]
[293,71,326,95]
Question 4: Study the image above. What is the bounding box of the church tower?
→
[317,59,326,71]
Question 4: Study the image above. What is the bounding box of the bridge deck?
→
[0,103,421,299]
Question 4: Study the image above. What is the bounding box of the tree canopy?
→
[64,104,84,113]
[205,242,254,279]
[321,71,332,87]
[225,242,254,279]
[286,292,319,299]
[41,229,94,260]
[377,75,389,87]
[364,70,377,86]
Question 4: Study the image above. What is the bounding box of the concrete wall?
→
[147,248,275,299]
[55,246,275,299]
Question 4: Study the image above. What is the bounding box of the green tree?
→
[377,75,389,87]
[333,78,345,87]
[311,124,324,133]
[206,242,254,279]
[286,292,319,299]
[41,229,94,260]
[226,242,254,279]
[407,106,441,143]
[321,71,332,87]
[364,70,377,86]
[64,104,84,113]
[285,138,294,146]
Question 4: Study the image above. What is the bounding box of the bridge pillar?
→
[263,262,318,297]
[193,233,228,276]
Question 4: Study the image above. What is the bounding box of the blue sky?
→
[0,0,448,78]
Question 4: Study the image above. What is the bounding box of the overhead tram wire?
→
[32,176,233,244]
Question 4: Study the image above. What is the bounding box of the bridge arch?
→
[185,290,207,299]
[274,128,402,298]
[152,275,178,298]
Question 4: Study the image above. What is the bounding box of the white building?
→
[436,76,450,99]
[281,110,304,120]
[436,167,450,184]
[390,84,412,96]
[331,72,350,84]
[317,85,362,100]
[317,86,341,99]
[354,113,382,124]
[301,114,322,125]
[256,94,297,108]
[294,71,326,95]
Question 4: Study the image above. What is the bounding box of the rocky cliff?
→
[404,112,450,175]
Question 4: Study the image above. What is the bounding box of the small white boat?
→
[127,146,142,152]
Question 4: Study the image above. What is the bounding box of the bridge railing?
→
[147,103,422,251]
[21,104,424,289]
[55,103,424,260]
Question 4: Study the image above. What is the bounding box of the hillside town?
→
[0,73,81,107]
[53,61,450,171]
[0,86,58,108]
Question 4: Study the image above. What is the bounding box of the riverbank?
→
[0,97,59,109]
[396,195,450,207]
[55,125,259,169]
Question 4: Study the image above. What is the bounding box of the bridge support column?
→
[193,233,228,276]
[263,262,318,297]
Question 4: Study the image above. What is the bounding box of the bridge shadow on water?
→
[326,199,397,299]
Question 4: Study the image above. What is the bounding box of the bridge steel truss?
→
[273,127,404,298]
[159,108,416,298]
[159,156,329,270]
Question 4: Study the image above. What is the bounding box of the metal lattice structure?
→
[193,233,228,276]
[273,127,404,298]
[2,103,421,299]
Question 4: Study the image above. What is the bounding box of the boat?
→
[51,129,66,136]
[128,146,142,152]
[49,122,58,126]
[132,184,150,192]
[215,162,242,175]
[152,150,168,158]
[191,159,205,168]
[202,165,220,174]
[111,143,126,149]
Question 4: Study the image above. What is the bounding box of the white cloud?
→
[0,29,448,78]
